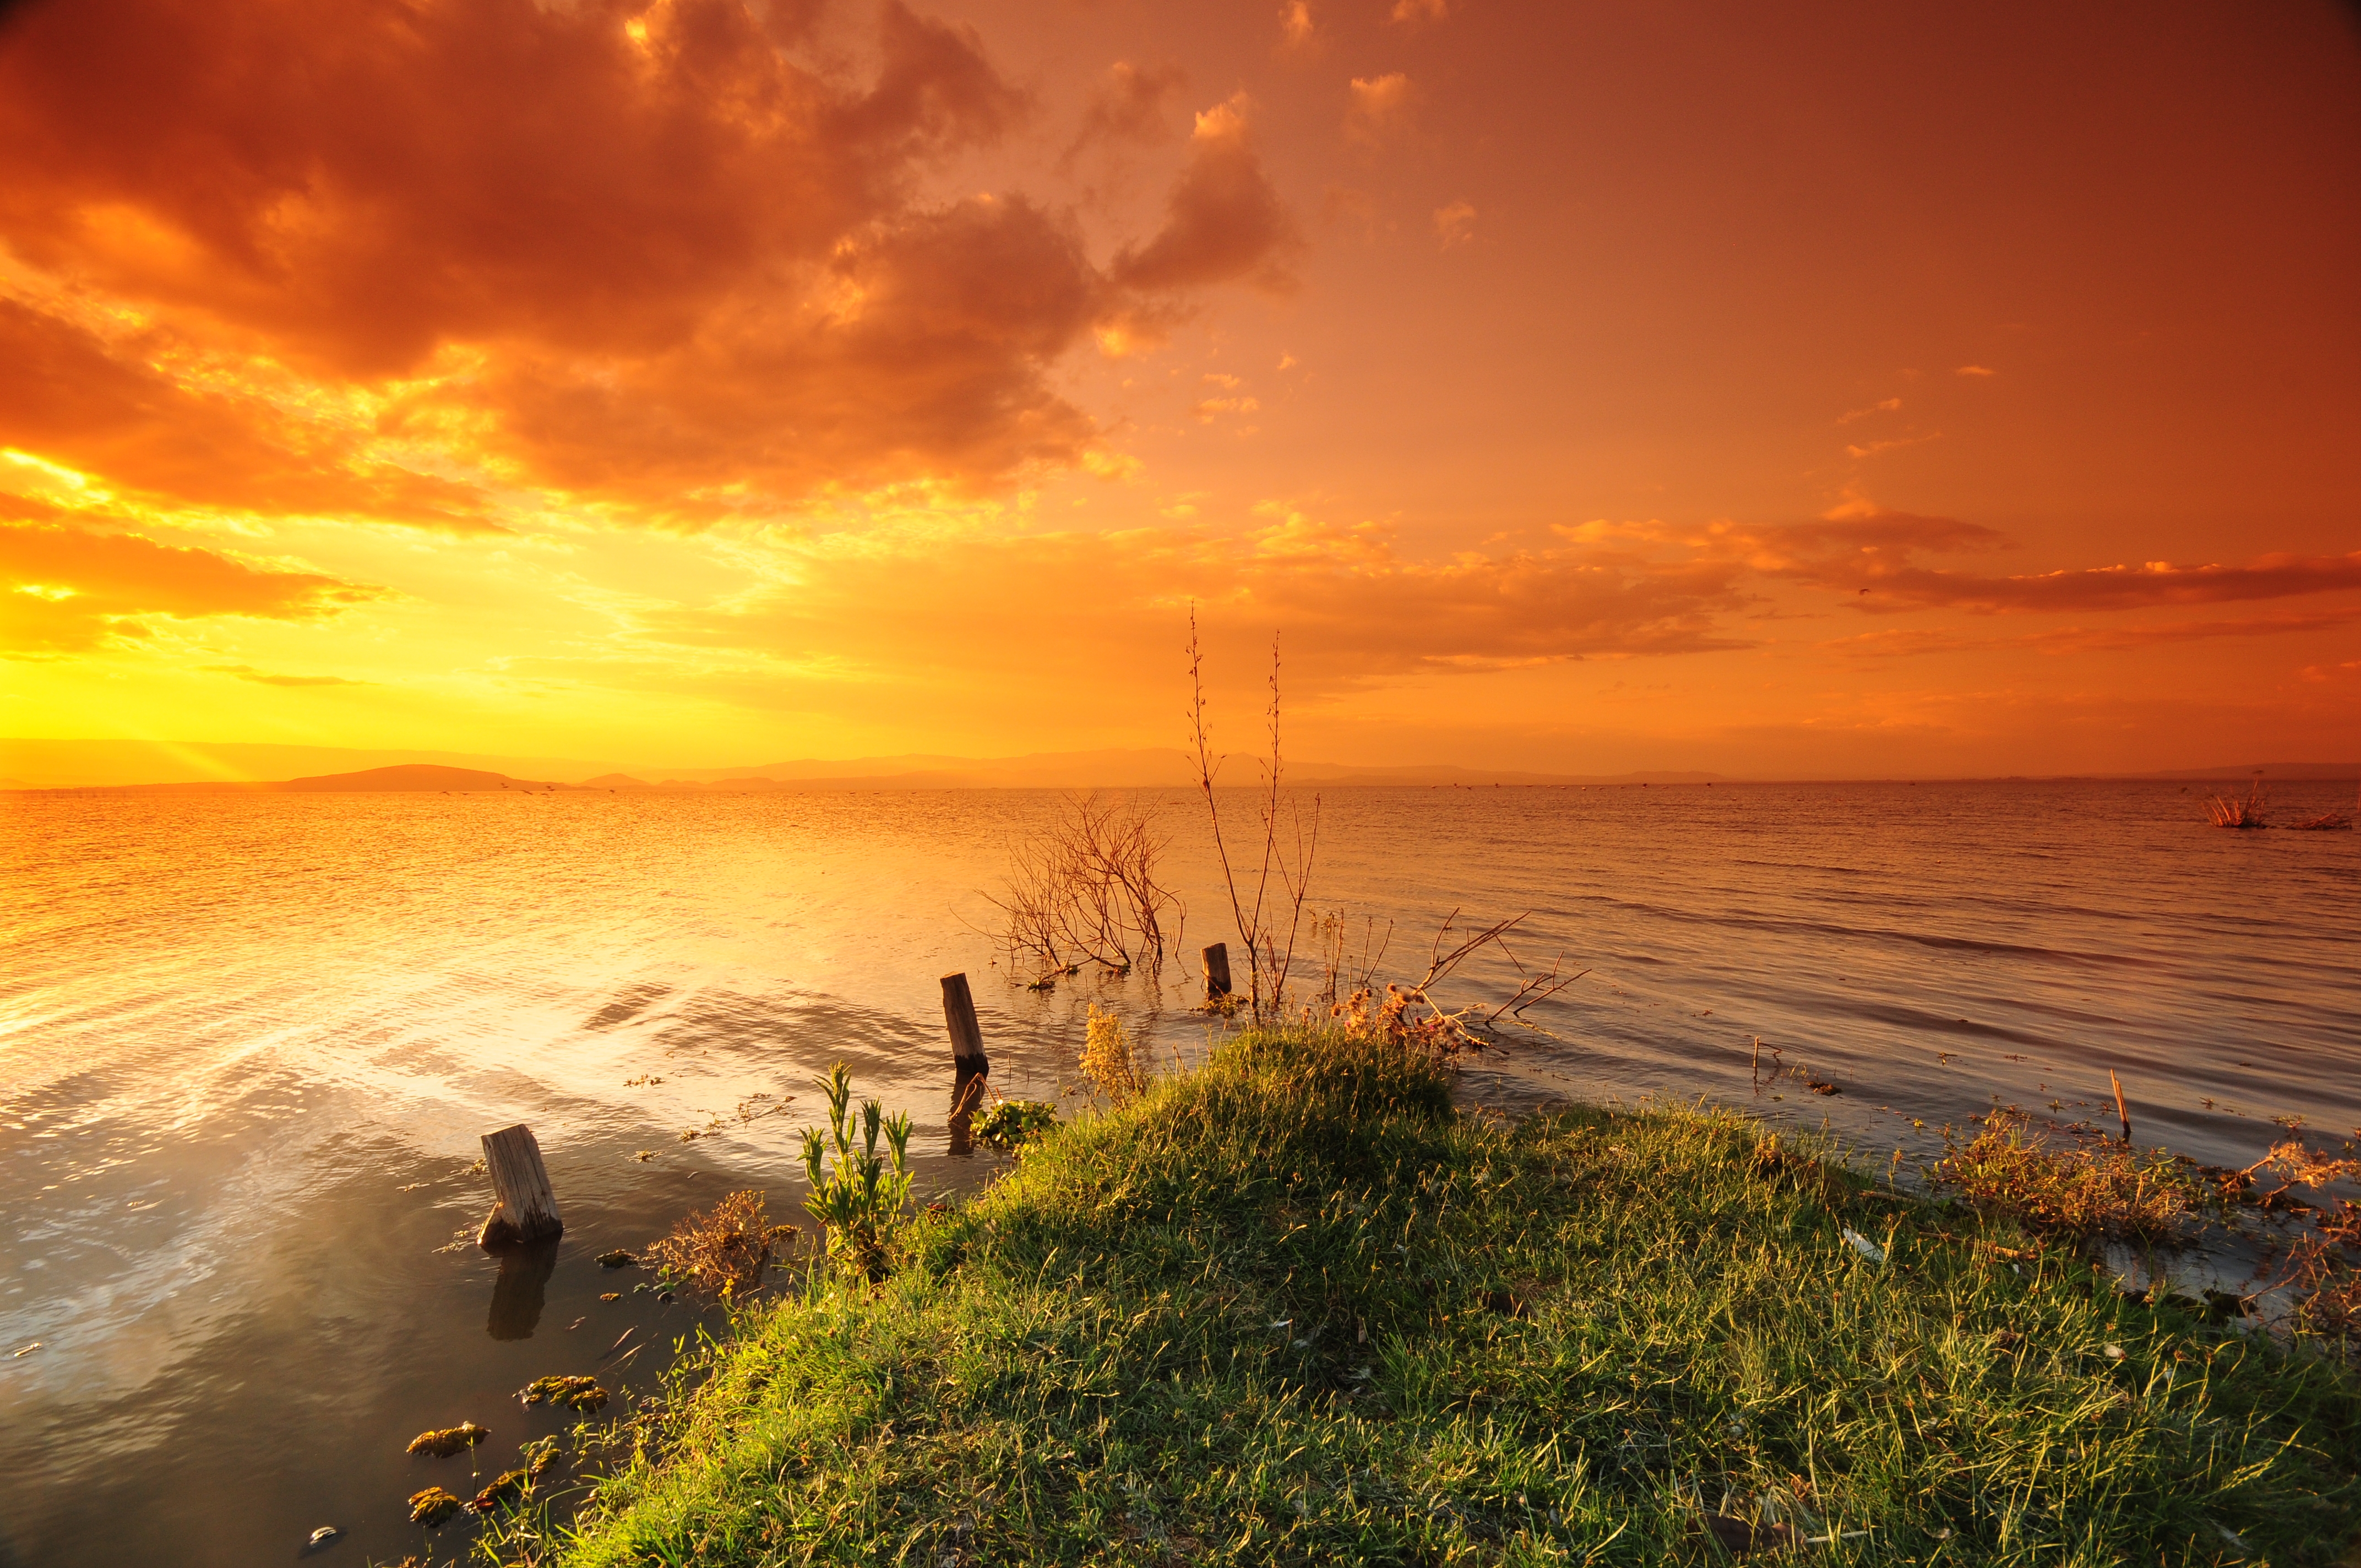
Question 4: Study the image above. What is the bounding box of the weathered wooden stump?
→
[942,973,990,1150]
[477,1123,564,1249]
[1201,942,1232,1000]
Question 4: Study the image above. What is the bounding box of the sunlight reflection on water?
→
[1,781,2354,1564]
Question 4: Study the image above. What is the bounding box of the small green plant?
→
[973,1097,1058,1152]
[800,1061,913,1280]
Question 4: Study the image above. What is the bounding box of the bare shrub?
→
[1324,908,1587,1059]
[986,792,1182,983]
[1186,613,1319,1023]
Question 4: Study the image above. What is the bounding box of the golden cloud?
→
[0,518,385,653]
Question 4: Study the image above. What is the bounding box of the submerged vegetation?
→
[645,1189,796,1303]
[972,1096,1059,1153]
[403,1422,488,1457]
[530,1028,2361,1567]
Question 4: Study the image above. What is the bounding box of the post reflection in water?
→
[486,1239,561,1341]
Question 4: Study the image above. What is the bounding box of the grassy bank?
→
[539,1030,2360,1566]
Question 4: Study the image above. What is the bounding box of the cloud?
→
[1345,73,1416,145]
[467,194,1106,504]
[0,0,1296,521]
[1060,60,1184,168]
[1391,0,1448,19]
[1956,365,1998,377]
[1854,552,2361,614]
[1433,200,1476,248]
[0,300,498,530]
[1724,510,2361,614]
[1820,607,2361,658]
[1109,95,1296,294]
[1277,0,1315,48]
[1844,432,1938,459]
[0,0,1015,375]
[618,510,1757,704]
[1835,397,1901,425]
[1,520,384,652]
[202,663,373,686]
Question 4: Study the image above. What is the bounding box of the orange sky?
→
[2,0,2357,777]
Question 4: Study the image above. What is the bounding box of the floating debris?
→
[1807,1078,1842,1096]
[596,1249,635,1268]
[10,1341,40,1357]
[523,1435,562,1478]
[407,1488,464,1526]
[298,1524,341,1555]
[519,1375,609,1412]
[624,1075,665,1086]
[405,1422,488,1457]
[469,1468,530,1513]
[633,1150,656,1162]
[599,1292,621,1302]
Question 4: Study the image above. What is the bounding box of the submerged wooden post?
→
[477,1124,564,1249]
[942,974,991,1137]
[2110,1070,2132,1145]
[1201,942,1232,1001]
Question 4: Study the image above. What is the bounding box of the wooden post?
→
[1201,941,1232,1000]
[477,1124,564,1249]
[941,974,990,1146]
[2110,1070,2132,1145]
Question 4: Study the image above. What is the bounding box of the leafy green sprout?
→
[799,1061,913,1277]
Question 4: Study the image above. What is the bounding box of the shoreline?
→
[514,1029,2361,1567]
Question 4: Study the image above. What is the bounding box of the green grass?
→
[531,1028,2361,1567]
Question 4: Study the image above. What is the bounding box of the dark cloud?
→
[1752,513,2361,614]
[0,0,1297,516]
[0,521,383,652]
[1111,96,1297,294]
[467,194,1105,502]
[1060,59,1185,168]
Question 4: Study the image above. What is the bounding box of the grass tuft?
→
[531,1028,2361,1567]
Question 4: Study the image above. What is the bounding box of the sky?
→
[2,0,2357,778]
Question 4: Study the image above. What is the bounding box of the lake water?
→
[3,780,2357,1565]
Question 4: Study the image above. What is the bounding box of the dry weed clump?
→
[1078,1003,1151,1103]
[644,1189,796,1302]
[1934,1111,2207,1243]
[2205,779,2269,827]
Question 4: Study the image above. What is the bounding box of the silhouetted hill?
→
[278,765,568,792]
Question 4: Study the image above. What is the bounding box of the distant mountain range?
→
[2,738,2353,791]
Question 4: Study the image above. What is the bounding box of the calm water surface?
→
[3,782,2357,1565]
